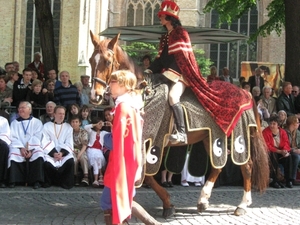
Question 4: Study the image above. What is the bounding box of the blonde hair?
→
[31,79,43,89]
[110,70,137,91]
[286,115,298,127]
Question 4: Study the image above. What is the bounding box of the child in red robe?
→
[100,70,160,225]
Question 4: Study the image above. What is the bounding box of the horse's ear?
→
[90,30,100,47]
[107,33,120,51]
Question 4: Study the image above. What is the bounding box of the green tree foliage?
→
[204,0,300,85]
[121,42,213,75]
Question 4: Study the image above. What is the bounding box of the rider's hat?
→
[158,0,180,20]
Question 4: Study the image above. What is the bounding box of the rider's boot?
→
[131,201,162,225]
[169,103,187,144]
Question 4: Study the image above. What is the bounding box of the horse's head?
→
[89,31,121,105]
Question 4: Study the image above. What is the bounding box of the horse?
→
[88,30,270,218]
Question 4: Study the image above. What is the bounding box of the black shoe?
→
[9,183,15,188]
[0,182,6,188]
[33,182,40,189]
[161,182,170,188]
[42,183,51,188]
[270,182,280,189]
[167,181,174,188]
[278,182,285,188]
[286,181,293,188]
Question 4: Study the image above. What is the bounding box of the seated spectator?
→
[8,101,44,189]
[46,69,61,88]
[261,86,277,115]
[39,101,56,124]
[84,117,109,188]
[42,79,55,102]
[292,85,300,97]
[79,105,91,128]
[5,71,19,90]
[262,115,293,188]
[219,67,233,83]
[141,54,152,70]
[0,116,11,188]
[102,107,113,132]
[206,66,219,83]
[0,75,12,109]
[12,68,32,107]
[74,81,89,106]
[251,86,261,97]
[238,76,246,87]
[254,96,270,122]
[26,79,48,118]
[278,110,287,128]
[42,105,74,189]
[70,115,89,186]
[241,81,251,92]
[31,70,39,81]
[285,115,300,185]
[67,103,80,121]
[4,62,15,73]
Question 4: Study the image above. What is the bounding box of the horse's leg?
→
[234,159,253,216]
[197,166,221,212]
[144,175,175,218]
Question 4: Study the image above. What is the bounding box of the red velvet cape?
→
[160,26,252,136]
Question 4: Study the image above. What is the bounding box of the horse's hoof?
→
[197,203,208,212]
[162,205,175,218]
[234,207,247,216]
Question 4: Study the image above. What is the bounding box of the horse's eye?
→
[106,61,111,67]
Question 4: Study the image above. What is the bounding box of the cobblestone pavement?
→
[0,184,299,225]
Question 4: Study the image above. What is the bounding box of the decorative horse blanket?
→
[143,83,257,175]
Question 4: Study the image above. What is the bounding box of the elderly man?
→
[54,71,81,108]
[8,101,44,189]
[0,116,10,188]
[42,105,74,189]
[292,85,300,97]
[219,67,233,84]
[39,101,56,124]
[261,86,277,115]
[27,52,45,80]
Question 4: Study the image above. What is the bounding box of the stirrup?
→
[169,131,187,144]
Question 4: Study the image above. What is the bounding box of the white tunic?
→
[0,116,11,145]
[42,122,74,167]
[8,117,44,168]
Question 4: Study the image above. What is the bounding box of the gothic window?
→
[25,0,60,66]
[126,0,162,26]
[210,8,258,78]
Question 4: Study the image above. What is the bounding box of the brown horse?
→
[89,31,270,218]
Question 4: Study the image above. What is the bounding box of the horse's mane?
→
[97,39,143,79]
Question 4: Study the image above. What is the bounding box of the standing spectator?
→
[80,75,91,97]
[292,85,300,97]
[4,62,15,73]
[70,115,89,186]
[12,61,22,79]
[42,106,74,189]
[261,86,277,115]
[219,67,233,84]
[26,79,48,110]
[0,75,12,109]
[238,76,246,87]
[27,52,45,80]
[84,117,108,188]
[206,66,219,83]
[248,68,265,92]
[241,81,251,92]
[285,115,300,185]
[74,81,89,106]
[8,101,44,189]
[54,71,81,108]
[141,55,152,70]
[12,68,32,107]
[0,116,11,188]
[262,115,293,188]
[43,79,55,102]
[277,81,300,118]
[39,101,56,124]
[6,71,19,90]
[46,69,61,88]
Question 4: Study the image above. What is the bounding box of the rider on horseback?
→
[145,0,191,144]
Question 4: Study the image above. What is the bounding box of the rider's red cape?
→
[104,101,142,224]
[167,26,253,136]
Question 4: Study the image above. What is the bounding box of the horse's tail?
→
[250,99,269,192]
